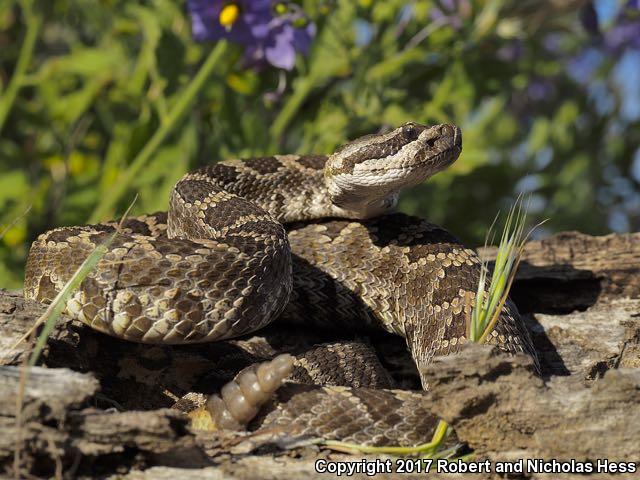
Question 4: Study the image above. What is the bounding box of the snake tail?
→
[206,354,295,430]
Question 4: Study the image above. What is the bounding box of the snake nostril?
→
[440,125,453,137]
[438,125,462,149]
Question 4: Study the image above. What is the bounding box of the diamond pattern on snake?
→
[24,122,539,445]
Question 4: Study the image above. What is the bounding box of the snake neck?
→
[276,169,399,222]
[197,156,395,225]
[325,179,399,220]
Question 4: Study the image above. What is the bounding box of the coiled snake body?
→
[24,123,538,445]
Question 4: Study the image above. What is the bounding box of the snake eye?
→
[402,123,418,140]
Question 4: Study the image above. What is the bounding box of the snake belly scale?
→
[24,122,538,442]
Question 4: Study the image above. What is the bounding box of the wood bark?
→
[480,230,640,312]
[0,229,638,479]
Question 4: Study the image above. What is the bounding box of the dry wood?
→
[0,230,639,478]
[480,230,640,312]
[424,343,640,462]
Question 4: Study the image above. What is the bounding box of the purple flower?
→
[567,47,604,84]
[604,20,640,53]
[526,78,556,101]
[580,1,640,55]
[429,0,472,30]
[187,1,316,70]
[497,40,523,62]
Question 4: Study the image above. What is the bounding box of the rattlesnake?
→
[24,122,538,446]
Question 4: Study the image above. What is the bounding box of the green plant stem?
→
[89,41,228,222]
[27,238,114,365]
[13,199,135,478]
[270,75,314,139]
[0,2,42,135]
[323,417,451,456]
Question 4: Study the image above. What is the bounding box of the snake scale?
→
[24,122,539,446]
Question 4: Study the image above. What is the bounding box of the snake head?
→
[325,123,462,218]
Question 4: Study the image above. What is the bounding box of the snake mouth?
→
[385,124,461,175]
[421,123,462,171]
[427,124,462,154]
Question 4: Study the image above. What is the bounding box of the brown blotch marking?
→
[296,346,351,386]
[224,218,285,241]
[37,274,58,303]
[119,218,153,236]
[362,213,463,263]
[45,227,97,243]
[174,178,218,204]
[331,128,420,174]
[311,219,353,241]
[404,237,462,264]
[87,231,120,247]
[202,197,268,233]
[152,238,188,257]
[202,163,242,185]
[289,365,315,384]
[296,154,327,170]
[243,156,282,175]
[351,388,403,418]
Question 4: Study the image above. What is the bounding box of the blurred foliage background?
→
[1,0,639,288]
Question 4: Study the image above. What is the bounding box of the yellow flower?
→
[274,3,288,15]
[1,224,26,247]
[219,3,240,31]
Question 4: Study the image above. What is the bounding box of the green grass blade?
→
[11,196,137,364]
[323,419,450,456]
[469,194,538,343]
[0,206,32,240]
[27,238,114,366]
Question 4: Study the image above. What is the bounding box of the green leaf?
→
[39,47,126,79]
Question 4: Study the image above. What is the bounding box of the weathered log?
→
[0,230,639,478]
[480,230,640,312]
[529,299,640,378]
[423,343,640,462]
[0,365,209,477]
